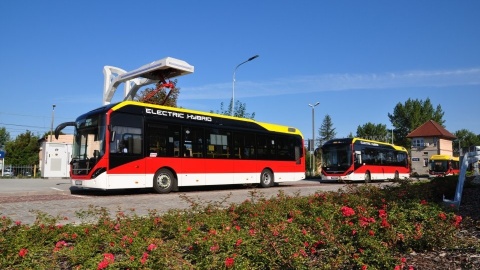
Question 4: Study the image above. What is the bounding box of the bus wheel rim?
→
[158,174,171,188]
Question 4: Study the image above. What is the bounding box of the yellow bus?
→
[429,154,460,177]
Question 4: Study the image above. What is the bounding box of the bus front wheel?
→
[364,171,371,183]
[153,169,176,194]
[260,169,274,188]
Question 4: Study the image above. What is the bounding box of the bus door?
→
[180,126,206,186]
[232,132,256,184]
[108,113,146,188]
[205,128,234,184]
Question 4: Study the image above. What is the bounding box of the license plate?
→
[75,181,82,186]
[330,177,339,180]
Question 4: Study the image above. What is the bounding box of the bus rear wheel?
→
[153,169,176,194]
[260,169,274,188]
[364,171,371,183]
[394,171,399,181]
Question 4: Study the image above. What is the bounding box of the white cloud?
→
[180,68,480,100]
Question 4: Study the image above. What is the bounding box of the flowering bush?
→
[0,178,477,269]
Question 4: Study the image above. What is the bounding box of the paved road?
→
[0,178,363,225]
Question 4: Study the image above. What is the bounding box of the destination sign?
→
[145,108,212,122]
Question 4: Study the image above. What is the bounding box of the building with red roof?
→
[406,120,457,176]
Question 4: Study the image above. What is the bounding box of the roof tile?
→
[406,120,456,139]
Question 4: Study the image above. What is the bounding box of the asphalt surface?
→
[0,178,338,225]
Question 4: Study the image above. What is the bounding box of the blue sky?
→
[0,1,479,141]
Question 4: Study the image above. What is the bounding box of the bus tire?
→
[364,171,371,183]
[394,171,399,181]
[153,169,176,194]
[260,169,274,188]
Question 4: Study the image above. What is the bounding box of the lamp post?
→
[308,102,320,176]
[50,104,56,142]
[232,55,259,116]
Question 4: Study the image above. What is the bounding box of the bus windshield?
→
[71,113,106,175]
[429,160,448,173]
[322,144,352,170]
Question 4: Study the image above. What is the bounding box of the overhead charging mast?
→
[102,57,194,105]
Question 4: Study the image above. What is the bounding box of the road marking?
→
[50,188,63,191]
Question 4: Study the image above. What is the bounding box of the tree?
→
[453,129,480,156]
[0,127,10,148]
[4,130,40,166]
[135,79,179,107]
[318,114,336,146]
[356,122,389,142]
[388,98,444,147]
[212,99,255,119]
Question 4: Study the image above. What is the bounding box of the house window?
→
[412,138,424,147]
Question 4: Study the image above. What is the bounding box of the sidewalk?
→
[0,178,73,196]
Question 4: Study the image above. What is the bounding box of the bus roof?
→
[322,137,407,152]
[430,154,459,161]
[93,101,303,137]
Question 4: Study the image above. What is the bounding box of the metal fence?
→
[1,165,37,177]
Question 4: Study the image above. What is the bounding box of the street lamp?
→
[232,55,259,116]
[308,102,320,176]
[50,104,56,142]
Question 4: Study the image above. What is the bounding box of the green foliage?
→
[212,99,255,119]
[0,127,10,148]
[1,180,476,269]
[388,97,444,147]
[318,114,336,146]
[356,122,390,142]
[454,129,480,155]
[135,79,179,107]
[4,130,40,165]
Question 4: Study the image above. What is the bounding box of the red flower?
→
[210,244,220,252]
[380,218,390,228]
[18,248,28,258]
[368,230,375,236]
[225,257,235,268]
[103,253,114,263]
[361,265,368,270]
[141,252,148,265]
[97,253,114,270]
[235,239,243,247]
[359,216,375,227]
[147,244,157,251]
[97,260,109,270]
[453,215,462,227]
[378,209,387,219]
[438,212,447,220]
[341,206,356,217]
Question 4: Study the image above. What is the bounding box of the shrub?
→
[0,179,476,269]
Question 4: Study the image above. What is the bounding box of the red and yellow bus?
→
[320,137,410,182]
[428,154,460,177]
[55,101,305,193]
